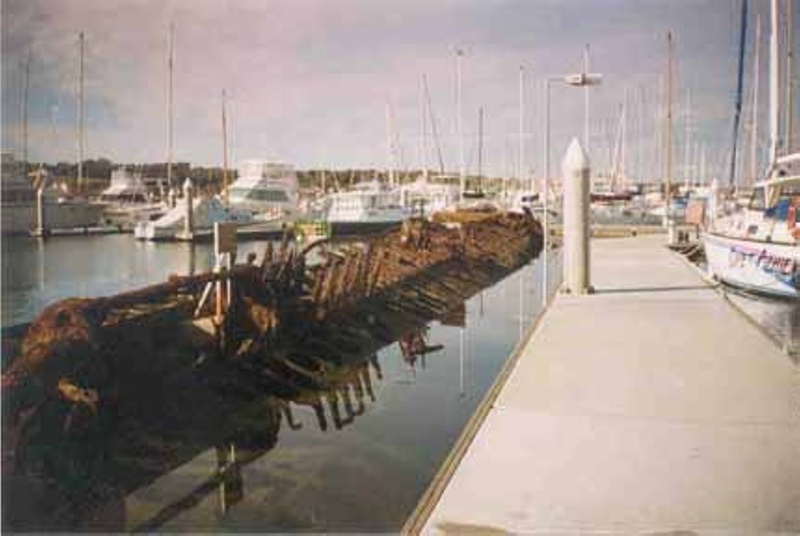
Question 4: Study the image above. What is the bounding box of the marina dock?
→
[408,234,800,534]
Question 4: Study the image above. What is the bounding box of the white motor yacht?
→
[227,160,299,222]
[97,166,166,230]
[399,177,460,217]
[318,180,406,235]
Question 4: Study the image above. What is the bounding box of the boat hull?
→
[702,232,800,299]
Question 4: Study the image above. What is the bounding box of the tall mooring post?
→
[562,138,592,294]
[34,186,48,238]
[182,178,194,241]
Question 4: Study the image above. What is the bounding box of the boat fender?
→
[787,200,800,240]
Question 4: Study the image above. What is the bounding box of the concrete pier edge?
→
[402,264,560,535]
[403,239,799,534]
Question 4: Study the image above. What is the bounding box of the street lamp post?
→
[541,70,602,297]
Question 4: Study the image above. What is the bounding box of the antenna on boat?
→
[221,89,229,207]
[77,31,85,193]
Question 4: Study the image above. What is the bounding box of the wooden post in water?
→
[214,222,237,325]
[35,184,47,238]
[182,178,194,241]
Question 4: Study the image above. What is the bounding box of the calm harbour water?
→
[1,233,559,532]
[2,234,797,532]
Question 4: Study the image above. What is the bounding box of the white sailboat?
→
[134,31,254,241]
[702,0,799,299]
[399,73,460,217]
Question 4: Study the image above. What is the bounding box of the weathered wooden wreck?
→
[1,210,543,494]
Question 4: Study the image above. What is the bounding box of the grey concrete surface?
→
[420,235,800,535]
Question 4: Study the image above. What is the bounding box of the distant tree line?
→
[21,158,511,194]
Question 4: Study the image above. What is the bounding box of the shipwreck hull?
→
[2,211,542,498]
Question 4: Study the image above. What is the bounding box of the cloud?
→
[3,0,794,179]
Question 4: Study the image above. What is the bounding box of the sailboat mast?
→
[477,106,483,193]
[22,48,30,168]
[665,31,673,216]
[386,101,395,187]
[786,0,794,151]
[750,14,761,183]
[638,84,645,187]
[77,32,85,193]
[621,91,627,191]
[419,75,428,180]
[611,102,622,188]
[422,74,445,175]
[684,90,691,189]
[518,66,524,192]
[730,0,749,187]
[653,76,662,188]
[701,144,707,184]
[221,89,229,206]
[769,0,780,169]
[456,48,465,201]
[167,23,175,190]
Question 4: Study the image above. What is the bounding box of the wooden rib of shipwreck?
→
[1,210,542,442]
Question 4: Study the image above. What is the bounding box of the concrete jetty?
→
[409,234,800,534]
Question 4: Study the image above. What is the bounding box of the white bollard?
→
[561,137,591,294]
[183,178,194,240]
[667,216,678,245]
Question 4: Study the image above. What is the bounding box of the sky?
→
[1,0,798,182]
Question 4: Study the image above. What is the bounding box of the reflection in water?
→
[2,278,472,532]
[2,234,554,532]
[726,290,800,362]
